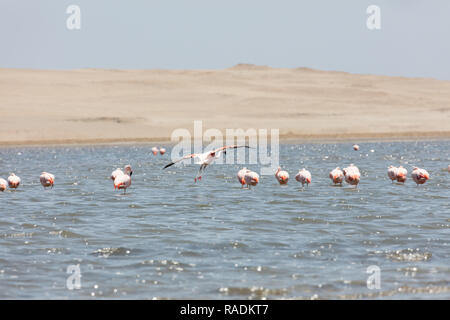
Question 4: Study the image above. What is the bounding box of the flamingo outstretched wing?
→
[163,153,200,169]
[214,145,250,152]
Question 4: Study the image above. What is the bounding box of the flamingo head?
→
[124,165,133,176]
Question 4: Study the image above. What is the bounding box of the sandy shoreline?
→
[0,131,449,148]
[1,65,449,147]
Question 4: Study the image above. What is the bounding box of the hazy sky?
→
[1,0,449,79]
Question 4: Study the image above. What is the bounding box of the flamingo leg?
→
[196,163,207,181]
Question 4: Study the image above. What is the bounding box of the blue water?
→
[0,140,449,299]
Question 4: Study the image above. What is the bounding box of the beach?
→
[1,65,450,146]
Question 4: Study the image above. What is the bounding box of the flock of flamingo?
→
[0,144,449,193]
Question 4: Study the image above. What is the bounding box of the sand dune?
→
[1,65,449,146]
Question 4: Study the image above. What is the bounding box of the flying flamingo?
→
[275,167,289,185]
[329,167,344,185]
[237,167,250,188]
[411,167,429,185]
[387,166,398,182]
[7,173,21,189]
[0,178,7,192]
[244,170,259,188]
[151,147,159,155]
[343,164,360,186]
[396,166,407,183]
[160,148,166,155]
[295,168,311,187]
[40,172,55,188]
[163,145,250,182]
[114,165,133,193]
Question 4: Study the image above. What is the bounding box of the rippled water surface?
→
[0,141,449,299]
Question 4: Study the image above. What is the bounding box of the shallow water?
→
[0,141,449,299]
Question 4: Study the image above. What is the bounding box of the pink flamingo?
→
[151,147,159,155]
[159,148,166,155]
[0,178,7,192]
[40,172,55,188]
[275,167,289,185]
[244,171,259,188]
[295,168,311,187]
[7,173,21,189]
[237,167,250,188]
[343,164,360,186]
[411,167,429,185]
[353,144,360,151]
[387,166,398,182]
[163,145,250,182]
[329,167,344,185]
[396,166,407,183]
[114,165,133,193]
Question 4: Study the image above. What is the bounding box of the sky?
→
[0,0,449,80]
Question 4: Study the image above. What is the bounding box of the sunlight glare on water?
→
[0,141,449,299]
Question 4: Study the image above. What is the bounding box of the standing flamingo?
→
[237,167,250,188]
[0,178,7,192]
[111,165,133,180]
[411,167,429,185]
[40,172,55,188]
[7,173,21,189]
[329,167,344,185]
[152,147,159,155]
[343,164,360,186]
[396,166,407,183]
[353,144,360,151]
[447,164,450,173]
[159,148,166,155]
[387,166,398,182]
[114,165,133,193]
[295,168,311,187]
[163,145,250,182]
[275,167,289,185]
[244,171,259,188]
